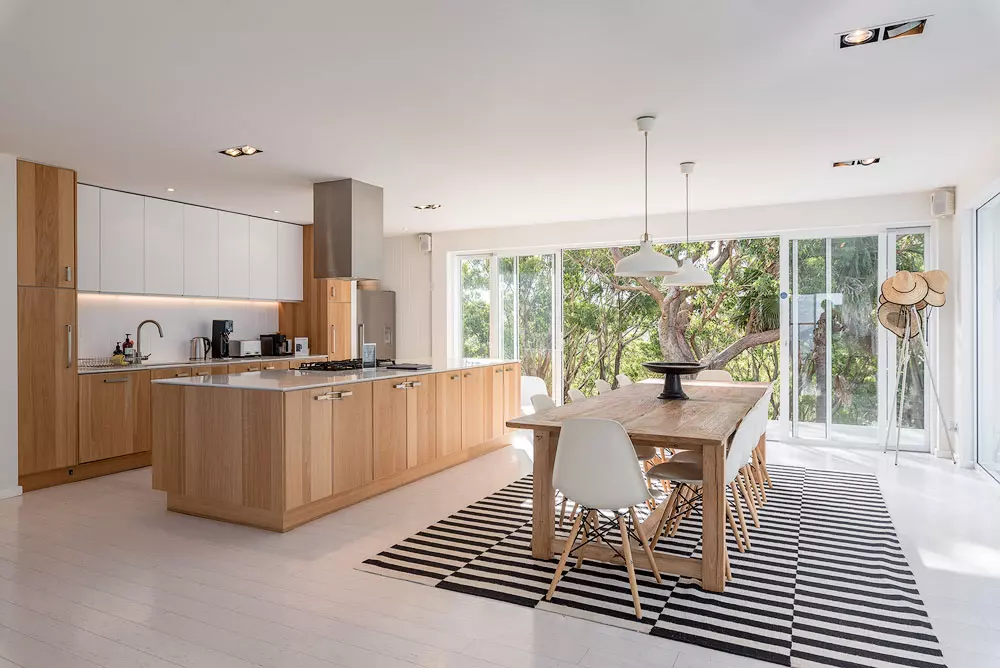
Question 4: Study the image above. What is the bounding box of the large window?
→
[459,257,491,358]
[977,194,1000,482]
[499,254,556,395]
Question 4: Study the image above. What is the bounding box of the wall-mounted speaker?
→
[931,189,955,218]
[417,233,432,253]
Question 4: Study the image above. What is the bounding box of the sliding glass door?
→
[498,253,559,398]
[977,194,1000,482]
[781,229,929,448]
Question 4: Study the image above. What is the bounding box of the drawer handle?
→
[495,369,503,374]
[264,365,276,370]
[409,381,422,388]
[103,378,128,384]
[195,372,210,376]
[463,372,472,378]
[393,383,408,390]
[65,265,73,282]
[315,389,353,400]
[450,374,459,380]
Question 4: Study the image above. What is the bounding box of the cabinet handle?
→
[175,372,186,377]
[450,374,459,380]
[65,265,73,283]
[393,383,408,389]
[66,324,72,368]
[463,372,473,378]
[409,381,422,388]
[337,391,353,399]
[264,365,276,370]
[195,372,210,376]
[103,377,128,384]
[330,284,336,299]
[495,369,503,374]
[315,389,353,400]
[331,324,336,354]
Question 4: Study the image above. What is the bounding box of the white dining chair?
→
[530,394,557,412]
[545,418,662,619]
[645,385,773,571]
[520,376,549,413]
[567,388,586,403]
[595,378,613,395]
[696,369,734,382]
[616,373,634,387]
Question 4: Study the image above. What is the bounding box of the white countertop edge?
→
[149,359,519,392]
[78,355,329,375]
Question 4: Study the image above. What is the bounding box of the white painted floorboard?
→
[0,437,997,668]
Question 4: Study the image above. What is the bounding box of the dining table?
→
[506,379,771,592]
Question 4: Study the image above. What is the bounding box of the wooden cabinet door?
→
[17,161,76,289]
[332,381,373,493]
[503,363,522,432]
[326,279,352,303]
[228,362,262,374]
[79,371,142,463]
[150,367,191,380]
[407,374,437,468]
[372,378,408,479]
[485,365,505,439]
[17,287,78,475]
[190,365,228,377]
[328,302,352,360]
[461,367,486,449]
[99,189,145,294]
[435,371,463,458]
[284,387,334,510]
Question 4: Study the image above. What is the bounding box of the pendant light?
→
[614,116,680,277]
[662,161,714,286]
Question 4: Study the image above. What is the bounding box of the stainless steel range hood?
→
[313,178,383,279]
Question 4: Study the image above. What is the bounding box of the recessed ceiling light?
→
[273,210,281,214]
[402,227,409,231]
[833,157,881,167]
[884,19,926,41]
[413,203,441,210]
[841,28,878,47]
[219,145,263,158]
[165,187,175,192]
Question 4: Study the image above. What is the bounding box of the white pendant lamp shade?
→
[663,258,713,286]
[615,239,680,277]
[614,115,679,277]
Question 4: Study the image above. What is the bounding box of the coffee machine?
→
[211,319,233,359]
[260,333,291,357]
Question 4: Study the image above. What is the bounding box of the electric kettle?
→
[189,336,212,361]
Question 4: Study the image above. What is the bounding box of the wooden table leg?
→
[532,429,556,560]
[701,442,726,592]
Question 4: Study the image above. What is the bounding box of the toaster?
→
[228,340,262,357]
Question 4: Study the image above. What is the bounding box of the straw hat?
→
[880,292,927,310]
[877,303,921,339]
[881,270,928,306]
[921,269,949,307]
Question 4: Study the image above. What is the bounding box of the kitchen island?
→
[151,360,521,531]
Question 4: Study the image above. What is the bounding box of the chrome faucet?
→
[136,319,164,364]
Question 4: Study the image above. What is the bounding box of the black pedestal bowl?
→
[641,362,708,400]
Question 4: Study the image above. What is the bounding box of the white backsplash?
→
[77,293,279,363]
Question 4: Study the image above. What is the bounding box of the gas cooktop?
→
[297,359,395,372]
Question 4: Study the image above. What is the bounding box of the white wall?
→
[381,235,432,361]
[0,155,18,499]
[77,294,278,363]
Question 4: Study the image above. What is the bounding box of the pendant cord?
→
[685,172,690,244]
[643,131,649,241]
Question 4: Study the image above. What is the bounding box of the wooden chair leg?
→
[652,485,680,548]
[737,473,761,527]
[558,497,568,529]
[546,511,585,601]
[668,485,690,536]
[751,459,768,505]
[729,481,752,550]
[575,510,596,569]
[629,507,662,584]
[725,499,745,553]
[617,514,643,620]
[755,445,774,489]
[724,547,732,581]
[742,468,762,509]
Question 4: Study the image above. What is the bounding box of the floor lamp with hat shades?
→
[878,269,955,464]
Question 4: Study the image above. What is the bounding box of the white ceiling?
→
[1,1,998,234]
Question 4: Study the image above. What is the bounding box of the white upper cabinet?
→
[77,184,101,292]
[99,189,145,294]
[277,223,303,301]
[75,185,301,300]
[183,206,219,297]
[218,212,250,298]
[249,217,278,300]
[144,197,184,296]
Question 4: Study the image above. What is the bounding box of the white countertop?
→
[79,355,328,375]
[150,358,518,392]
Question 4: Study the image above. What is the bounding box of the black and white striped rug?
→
[358,465,946,668]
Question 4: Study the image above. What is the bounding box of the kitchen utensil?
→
[189,336,212,361]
